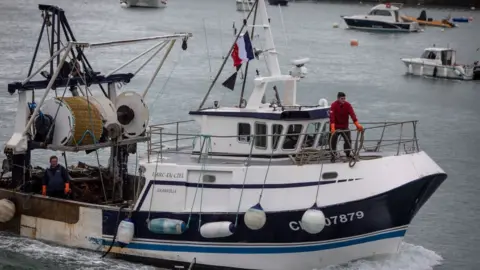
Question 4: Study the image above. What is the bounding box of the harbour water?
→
[0,0,479,269]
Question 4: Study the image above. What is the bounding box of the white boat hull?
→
[101,229,405,270]
[402,58,475,80]
[121,0,167,8]
[0,151,446,270]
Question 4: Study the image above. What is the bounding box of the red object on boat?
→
[386,2,391,8]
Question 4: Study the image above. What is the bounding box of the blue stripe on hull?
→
[96,229,406,254]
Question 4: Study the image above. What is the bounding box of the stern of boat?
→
[409,21,421,32]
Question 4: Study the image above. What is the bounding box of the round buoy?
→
[301,208,326,234]
[350,39,359,47]
[244,203,266,230]
[469,17,474,21]
[0,199,15,223]
[333,23,339,28]
[441,28,445,32]
[471,6,475,10]
[116,218,135,247]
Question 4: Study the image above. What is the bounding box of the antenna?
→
[202,18,213,80]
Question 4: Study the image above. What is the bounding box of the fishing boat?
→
[401,47,480,80]
[237,0,254,11]
[341,3,421,32]
[0,2,447,270]
[268,0,288,6]
[401,10,456,28]
[120,0,167,8]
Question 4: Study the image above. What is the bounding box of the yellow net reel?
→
[39,96,104,146]
[59,97,103,146]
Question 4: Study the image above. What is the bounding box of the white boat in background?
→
[401,47,480,80]
[120,0,167,8]
[341,3,420,32]
[237,0,254,11]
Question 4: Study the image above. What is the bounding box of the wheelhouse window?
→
[238,123,251,143]
[369,9,392,16]
[254,122,267,149]
[421,50,437,60]
[282,124,303,150]
[302,122,321,148]
[272,124,283,150]
[318,122,329,147]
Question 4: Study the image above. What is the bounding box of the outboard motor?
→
[473,61,480,80]
[417,10,427,21]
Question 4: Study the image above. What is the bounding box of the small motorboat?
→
[268,0,288,6]
[341,3,420,32]
[401,47,480,80]
[120,0,167,8]
[451,17,472,23]
[236,0,254,11]
[401,10,456,28]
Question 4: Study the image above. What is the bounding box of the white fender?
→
[0,199,15,223]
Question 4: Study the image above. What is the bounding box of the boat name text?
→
[156,188,177,194]
[289,211,365,231]
[152,172,184,179]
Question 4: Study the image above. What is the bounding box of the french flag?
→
[231,31,254,68]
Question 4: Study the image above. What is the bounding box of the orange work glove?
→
[64,183,70,194]
[330,123,336,133]
[42,185,47,196]
[354,121,363,131]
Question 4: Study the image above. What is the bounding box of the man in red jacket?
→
[329,92,363,162]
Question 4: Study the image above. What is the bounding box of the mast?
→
[238,0,259,107]
[257,0,281,77]
[197,1,258,110]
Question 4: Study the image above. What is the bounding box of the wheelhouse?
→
[420,48,456,65]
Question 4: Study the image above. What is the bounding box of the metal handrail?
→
[146,120,420,163]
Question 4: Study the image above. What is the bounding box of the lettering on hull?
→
[156,188,177,194]
[289,211,365,231]
[152,172,184,179]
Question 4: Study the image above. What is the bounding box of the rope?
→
[258,139,274,204]
[349,131,365,168]
[43,76,72,145]
[148,48,184,112]
[312,162,324,208]
[234,136,255,227]
[185,136,211,229]
[197,137,212,229]
[131,150,139,212]
[147,138,166,222]
[328,129,365,167]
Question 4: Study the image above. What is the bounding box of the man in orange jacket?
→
[42,155,71,198]
[329,92,363,162]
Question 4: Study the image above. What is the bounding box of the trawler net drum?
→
[39,97,104,146]
[115,91,149,138]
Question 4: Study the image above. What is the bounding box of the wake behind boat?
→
[342,3,420,32]
[0,1,447,270]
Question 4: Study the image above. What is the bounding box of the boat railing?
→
[147,120,420,164]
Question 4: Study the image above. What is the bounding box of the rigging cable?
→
[234,135,255,227]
